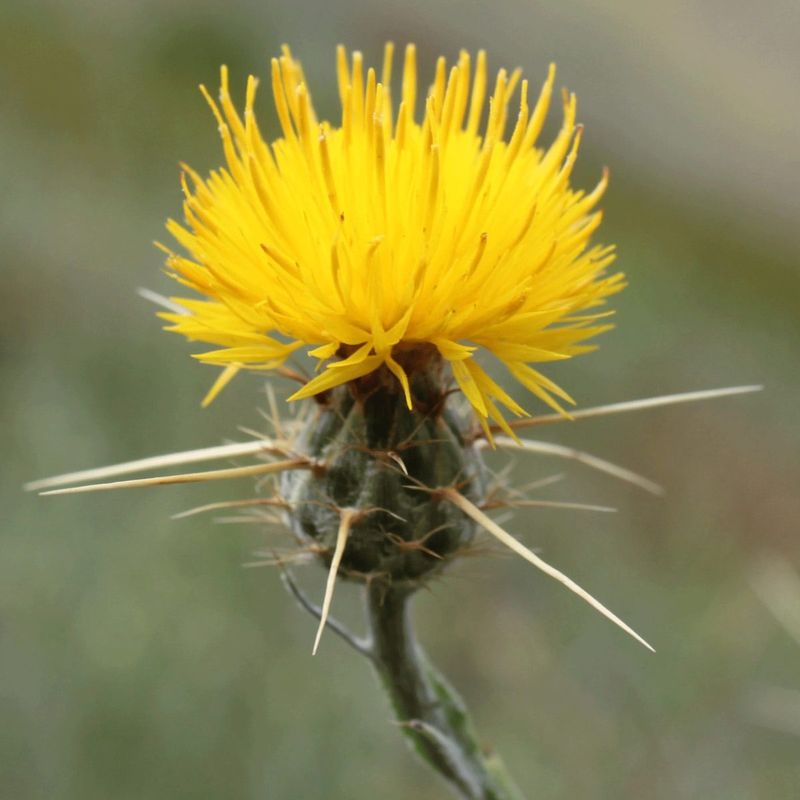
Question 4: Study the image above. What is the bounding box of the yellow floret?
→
[161,43,624,432]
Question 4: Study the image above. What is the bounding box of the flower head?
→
[161,44,624,433]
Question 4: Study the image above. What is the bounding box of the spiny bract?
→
[161,43,624,434]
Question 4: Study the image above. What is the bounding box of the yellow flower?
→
[161,44,624,434]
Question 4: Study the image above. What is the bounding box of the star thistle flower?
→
[28,40,761,800]
[161,44,623,433]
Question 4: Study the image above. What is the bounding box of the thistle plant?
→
[28,43,761,799]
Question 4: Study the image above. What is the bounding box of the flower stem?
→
[365,582,526,800]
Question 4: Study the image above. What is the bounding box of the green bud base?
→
[281,371,485,584]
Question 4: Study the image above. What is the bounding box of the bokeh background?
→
[3,1,799,798]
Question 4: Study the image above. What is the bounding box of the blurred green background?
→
[3,1,799,798]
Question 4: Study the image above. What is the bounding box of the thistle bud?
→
[282,363,486,587]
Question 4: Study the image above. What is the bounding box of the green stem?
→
[365,582,526,800]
